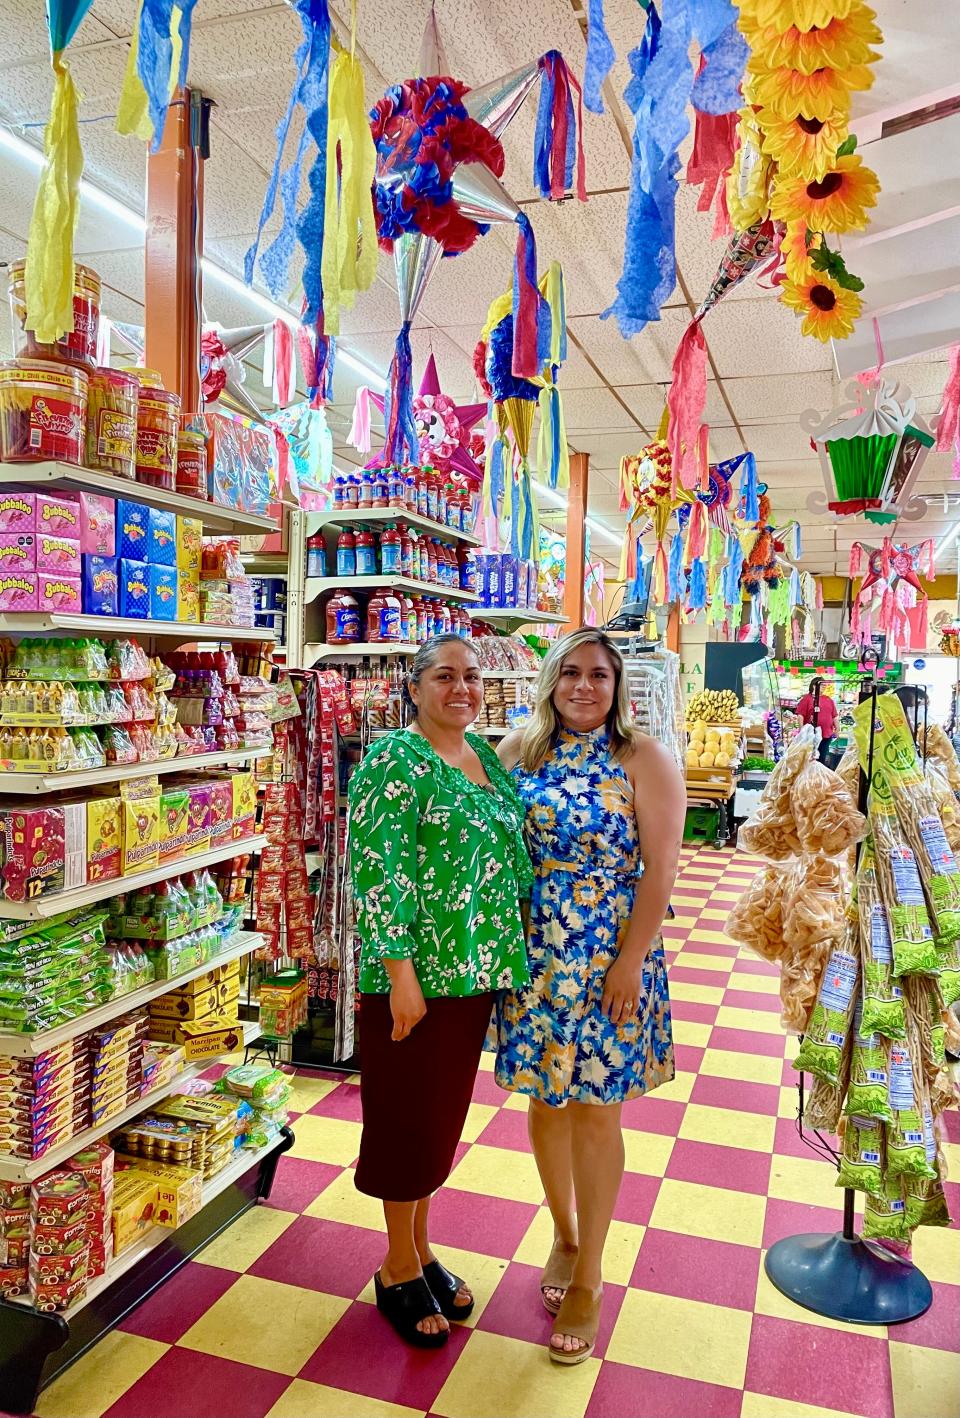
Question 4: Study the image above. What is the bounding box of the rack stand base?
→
[0,1128,294,1414]
[765,1231,933,1325]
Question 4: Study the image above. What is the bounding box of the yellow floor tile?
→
[513,1203,557,1268]
[671,1018,714,1048]
[622,1127,675,1177]
[447,1143,545,1204]
[910,1217,960,1286]
[478,1050,495,1073]
[671,892,711,907]
[502,1091,530,1112]
[602,1218,646,1285]
[754,1255,886,1338]
[356,1244,508,1328]
[679,1101,777,1154]
[462,1101,499,1142]
[670,914,698,929]
[695,908,734,922]
[675,948,736,971]
[267,1379,424,1418]
[890,1339,960,1418]
[305,1168,385,1231]
[286,1113,362,1167]
[689,930,739,948]
[726,972,781,996]
[943,1140,960,1177]
[741,1395,869,1418]
[710,890,744,902]
[714,1004,786,1035]
[767,1154,851,1212]
[700,1047,784,1087]
[433,1329,600,1418]
[195,1204,298,1273]
[35,1333,168,1418]
[779,1083,803,1119]
[649,1177,766,1248]
[645,1069,696,1103]
[607,1288,752,1388]
[180,1273,349,1376]
[285,1075,339,1113]
[668,980,726,1006]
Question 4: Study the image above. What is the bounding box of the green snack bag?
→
[862,1173,911,1242]
[903,1173,951,1230]
[846,1000,892,1122]
[857,849,907,1038]
[936,935,960,1008]
[885,1041,937,1180]
[836,1117,884,1195]
[794,932,860,1087]
[868,782,940,977]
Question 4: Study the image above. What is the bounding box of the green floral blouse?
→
[349,729,533,997]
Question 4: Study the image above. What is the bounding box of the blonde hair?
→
[520,629,642,772]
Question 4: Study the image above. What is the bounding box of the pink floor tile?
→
[942,1179,960,1217]
[722,987,782,1013]
[686,941,739,958]
[661,924,693,940]
[248,1215,388,1298]
[426,1187,540,1258]
[308,1084,364,1122]
[631,1227,760,1312]
[666,1138,772,1196]
[669,965,732,988]
[299,1298,470,1410]
[889,1280,960,1352]
[781,1057,801,1085]
[585,1360,743,1418]
[621,1095,688,1137]
[762,1197,849,1250]
[471,1070,507,1107]
[612,1171,663,1227]
[103,1349,289,1418]
[708,1026,786,1058]
[690,1074,781,1116]
[476,1260,625,1359]
[119,1262,239,1344]
[475,1107,531,1151]
[940,1108,960,1143]
[745,1314,894,1418]
[264,1157,343,1214]
[669,999,720,1025]
[673,1044,705,1073]
[731,958,781,977]
[774,1115,840,1162]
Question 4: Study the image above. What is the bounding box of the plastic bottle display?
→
[355,528,377,576]
[336,529,356,577]
[306,533,327,578]
[326,589,361,643]
[366,591,402,642]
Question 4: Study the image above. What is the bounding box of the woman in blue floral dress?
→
[496,629,685,1365]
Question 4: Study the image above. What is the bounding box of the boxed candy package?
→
[0,534,35,571]
[39,575,82,613]
[149,564,177,621]
[116,499,149,561]
[147,508,176,567]
[122,794,160,874]
[31,1170,90,1229]
[119,559,150,619]
[82,554,119,616]
[0,492,36,533]
[0,801,86,901]
[0,571,39,610]
[36,493,81,539]
[78,492,115,556]
[36,534,81,576]
[111,1171,158,1254]
[86,796,123,883]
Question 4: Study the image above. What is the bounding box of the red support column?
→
[563,451,589,630]
[144,90,206,406]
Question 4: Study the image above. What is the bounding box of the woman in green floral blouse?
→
[349,634,532,1350]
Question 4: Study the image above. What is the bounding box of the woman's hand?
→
[601,954,646,1026]
[387,961,427,1041]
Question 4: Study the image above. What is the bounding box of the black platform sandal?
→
[422,1259,475,1322]
[374,1271,449,1348]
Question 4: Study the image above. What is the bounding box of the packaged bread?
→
[866,786,940,977]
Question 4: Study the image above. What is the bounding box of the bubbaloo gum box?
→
[78,492,115,556]
[0,492,35,533]
[0,572,38,611]
[81,555,118,617]
[0,534,35,572]
[36,533,81,576]
[39,575,82,613]
[36,493,80,539]
[149,564,177,621]
[122,794,160,875]
[119,559,150,619]
[117,499,149,561]
[147,508,176,567]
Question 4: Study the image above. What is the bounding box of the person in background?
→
[795,676,838,763]
[348,634,532,1350]
[495,629,685,1366]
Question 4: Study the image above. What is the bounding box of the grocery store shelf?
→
[7,1127,282,1312]
[0,834,267,920]
[469,607,568,628]
[0,1021,261,1182]
[0,747,272,796]
[0,613,277,642]
[480,669,540,679]
[0,461,276,537]
[471,725,509,737]
[303,641,418,665]
[309,505,480,547]
[0,932,263,1058]
[305,576,479,604]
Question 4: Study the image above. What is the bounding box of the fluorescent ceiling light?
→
[934,522,960,563]
[0,123,388,393]
[532,479,622,545]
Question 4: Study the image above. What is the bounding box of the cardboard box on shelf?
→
[110,1172,159,1254]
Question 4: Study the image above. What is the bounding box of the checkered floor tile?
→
[29,847,960,1418]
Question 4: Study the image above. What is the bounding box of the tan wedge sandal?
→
[549,1285,602,1365]
[540,1240,578,1316]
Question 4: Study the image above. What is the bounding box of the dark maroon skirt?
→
[354,991,494,1201]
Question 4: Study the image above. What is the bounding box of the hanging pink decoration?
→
[356,353,487,483]
[849,537,936,654]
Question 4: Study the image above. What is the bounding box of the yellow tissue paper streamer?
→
[24,53,84,345]
[117,0,182,142]
[322,52,378,333]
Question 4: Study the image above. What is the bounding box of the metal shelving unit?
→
[0,612,275,641]
[308,505,481,547]
[305,574,479,604]
[469,606,568,630]
[0,747,272,796]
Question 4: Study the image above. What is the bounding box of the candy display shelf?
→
[303,641,419,665]
[305,575,480,605]
[0,461,275,537]
[0,745,272,795]
[311,505,481,547]
[469,606,568,629]
[0,833,268,921]
[0,612,275,641]
[0,931,263,1058]
[0,1019,262,1184]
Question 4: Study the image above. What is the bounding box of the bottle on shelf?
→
[380,524,401,576]
[459,545,477,594]
[404,466,418,512]
[345,473,361,508]
[425,469,439,522]
[417,471,429,519]
[306,532,327,578]
[398,523,413,578]
[399,594,416,645]
[388,464,406,509]
[355,527,378,576]
[359,470,374,508]
[336,529,356,577]
[436,480,447,526]
[371,464,389,508]
[425,538,438,584]
[415,596,429,642]
[326,589,361,643]
[367,590,402,642]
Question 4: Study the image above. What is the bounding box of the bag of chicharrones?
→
[791,758,867,859]
[920,722,960,795]
[738,732,814,861]
[725,863,792,963]
[783,853,849,952]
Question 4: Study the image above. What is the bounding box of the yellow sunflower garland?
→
[781,221,821,284]
[771,153,880,234]
[781,271,863,341]
[747,62,874,121]
[759,109,849,182]
[738,0,859,30]
[745,6,881,74]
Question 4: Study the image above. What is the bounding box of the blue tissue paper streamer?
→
[584,0,616,114]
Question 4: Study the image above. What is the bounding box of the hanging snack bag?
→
[780,930,834,1035]
[836,1116,884,1195]
[724,864,789,963]
[864,784,939,977]
[794,921,860,1085]
[856,847,906,1039]
[845,998,892,1123]
[783,854,848,951]
[862,1173,910,1243]
[885,1037,937,1180]
[738,734,811,861]
[902,1172,951,1231]
[791,758,867,858]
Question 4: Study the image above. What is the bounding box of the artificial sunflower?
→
[726,109,773,230]
[746,6,881,74]
[781,271,862,341]
[748,62,875,121]
[759,108,849,181]
[771,153,880,234]
[737,0,859,32]
[780,221,822,283]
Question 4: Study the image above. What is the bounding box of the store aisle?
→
[28,847,960,1418]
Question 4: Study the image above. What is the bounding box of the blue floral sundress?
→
[494,726,675,1107]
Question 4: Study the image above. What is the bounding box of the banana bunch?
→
[686,688,740,724]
